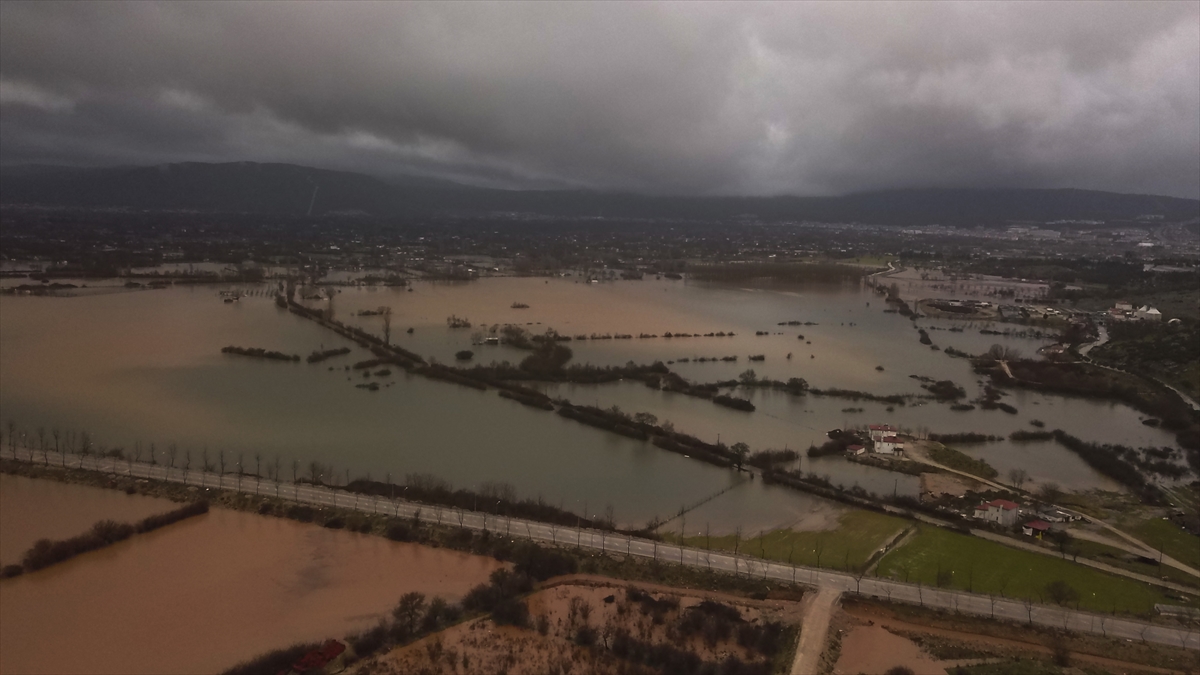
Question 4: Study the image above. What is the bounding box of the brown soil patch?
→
[834,624,976,674]
[919,471,978,500]
[365,579,804,675]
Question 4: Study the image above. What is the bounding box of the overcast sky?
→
[1,1,1197,198]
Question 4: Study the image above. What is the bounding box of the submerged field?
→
[669,510,910,572]
[0,473,178,566]
[1,276,1176,537]
[0,477,501,675]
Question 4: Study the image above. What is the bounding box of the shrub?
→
[492,597,531,627]
[713,395,755,411]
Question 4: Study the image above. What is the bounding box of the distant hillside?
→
[2,161,1196,226]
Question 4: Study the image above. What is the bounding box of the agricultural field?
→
[874,525,1195,616]
[1124,516,1200,571]
[669,510,909,571]
[1067,538,1198,589]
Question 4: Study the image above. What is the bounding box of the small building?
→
[1022,520,1050,538]
[974,499,1019,527]
[1114,300,1133,311]
[1037,508,1077,523]
[868,424,898,443]
[875,436,904,455]
[847,444,866,456]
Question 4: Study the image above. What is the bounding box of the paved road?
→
[6,449,1198,651]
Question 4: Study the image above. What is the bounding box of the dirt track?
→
[791,587,841,675]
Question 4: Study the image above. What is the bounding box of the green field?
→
[875,525,1192,615]
[927,444,999,480]
[1069,538,1199,589]
[668,510,909,571]
[1127,517,1200,570]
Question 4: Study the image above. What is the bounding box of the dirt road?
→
[791,587,842,675]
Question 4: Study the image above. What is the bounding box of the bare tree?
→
[854,565,868,595]
[37,426,47,464]
[168,443,178,480]
[184,448,192,484]
[814,534,825,569]
[237,451,244,492]
[6,420,15,456]
[292,459,300,499]
[52,427,62,466]
[148,442,158,467]
[132,442,142,475]
[218,449,226,489]
[308,460,321,486]
[1007,468,1029,489]
[789,541,796,583]
[78,430,90,468]
[274,456,281,497]
[733,526,742,575]
[1036,482,1062,505]
[254,453,262,495]
[382,306,393,344]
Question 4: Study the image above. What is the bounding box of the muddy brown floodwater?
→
[0,473,179,566]
[0,500,503,675]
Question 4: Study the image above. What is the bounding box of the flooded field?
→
[0,473,178,565]
[0,483,502,675]
[0,276,1179,533]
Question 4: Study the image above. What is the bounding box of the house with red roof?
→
[973,499,1019,527]
[868,424,898,443]
[875,435,905,455]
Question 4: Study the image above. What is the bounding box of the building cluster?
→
[848,424,906,456]
[972,498,1083,540]
[1108,300,1161,322]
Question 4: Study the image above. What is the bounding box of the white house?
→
[868,424,898,443]
[874,436,904,455]
[973,499,1019,527]
[1114,300,1133,311]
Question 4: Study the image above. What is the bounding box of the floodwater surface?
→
[0,277,1180,534]
[0,473,178,565]
[0,502,502,675]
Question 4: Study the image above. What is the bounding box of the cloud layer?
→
[2,2,1197,197]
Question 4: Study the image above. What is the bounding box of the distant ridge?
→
[2,161,1197,226]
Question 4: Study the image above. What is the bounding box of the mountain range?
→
[2,162,1197,227]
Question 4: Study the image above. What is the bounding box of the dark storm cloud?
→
[1,1,1197,197]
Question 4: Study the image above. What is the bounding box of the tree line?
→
[2,500,208,578]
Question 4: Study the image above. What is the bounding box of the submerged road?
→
[6,448,1198,651]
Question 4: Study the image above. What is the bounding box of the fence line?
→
[2,444,1197,650]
